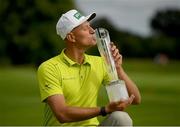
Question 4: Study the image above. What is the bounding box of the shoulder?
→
[37,55,60,73]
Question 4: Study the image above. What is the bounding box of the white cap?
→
[56,9,96,40]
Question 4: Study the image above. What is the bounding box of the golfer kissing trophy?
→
[95,28,129,102]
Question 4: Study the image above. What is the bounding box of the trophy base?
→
[106,80,129,102]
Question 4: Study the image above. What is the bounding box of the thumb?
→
[129,94,135,104]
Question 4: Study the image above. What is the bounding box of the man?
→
[37,9,141,126]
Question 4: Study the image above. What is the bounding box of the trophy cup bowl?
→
[95,28,129,102]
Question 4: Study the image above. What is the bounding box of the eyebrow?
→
[73,21,90,32]
[82,22,91,28]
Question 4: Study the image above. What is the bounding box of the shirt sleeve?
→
[37,62,63,102]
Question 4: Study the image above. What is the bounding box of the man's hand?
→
[110,42,122,70]
[109,42,141,104]
[105,95,135,114]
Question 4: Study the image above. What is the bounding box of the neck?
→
[64,47,85,64]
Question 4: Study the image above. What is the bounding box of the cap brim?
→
[78,13,96,25]
[87,13,96,21]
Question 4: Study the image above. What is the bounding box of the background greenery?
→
[0,0,180,126]
[0,0,180,66]
[0,60,180,125]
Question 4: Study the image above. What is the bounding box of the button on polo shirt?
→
[37,49,110,126]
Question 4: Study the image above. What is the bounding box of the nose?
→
[89,26,95,34]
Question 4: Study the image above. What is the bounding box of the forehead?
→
[73,21,90,30]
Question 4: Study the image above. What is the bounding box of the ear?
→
[66,32,75,42]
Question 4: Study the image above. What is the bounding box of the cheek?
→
[75,32,90,43]
[75,37,87,45]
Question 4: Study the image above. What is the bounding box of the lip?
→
[92,34,96,41]
[92,36,96,42]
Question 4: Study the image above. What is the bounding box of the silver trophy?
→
[95,28,129,102]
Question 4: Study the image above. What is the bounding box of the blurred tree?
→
[0,0,74,65]
[150,8,180,59]
[91,18,145,57]
[92,17,179,59]
[151,8,180,37]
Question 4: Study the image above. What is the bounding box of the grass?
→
[124,59,180,125]
[0,67,43,125]
[0,59,180,125]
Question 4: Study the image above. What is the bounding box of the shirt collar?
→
[59,49,91,66]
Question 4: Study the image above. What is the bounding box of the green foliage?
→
[150,8,180,59]
[151,8,180,37]
[1,2,180,65]
[91,16,180,59]
[1,60,180,125]
[0,0,74,65]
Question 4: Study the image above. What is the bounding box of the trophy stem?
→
[95,28,119,81]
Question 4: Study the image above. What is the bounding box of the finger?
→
[122,95,135,105]
[111,44,116,51]
[110,43,121,54]
[110,42,114,46]
[112,49,119,57]
[130,94,135,100]
[128,95,135,104]
[115,56,123,67]
[114,54,122,62]
[112,100,123,106]
[116,106,124,111]
[117,103,127,111]
[110,101,120,106]
[117,99,126,105]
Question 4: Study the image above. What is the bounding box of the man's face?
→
[71,21,96,48]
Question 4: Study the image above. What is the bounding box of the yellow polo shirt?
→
[37,49,110,126]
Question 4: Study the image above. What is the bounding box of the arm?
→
[47,94,100,123]
[47,94,135,123]
[110,43,141,104]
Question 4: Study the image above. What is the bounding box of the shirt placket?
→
[78,64,90,89]
[79,65,84,85]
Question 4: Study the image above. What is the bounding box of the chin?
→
[84,39,97,48]
[92,41,97,46]
[86,42,96,49]
[92,39,97,45]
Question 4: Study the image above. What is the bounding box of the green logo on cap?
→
[74,12,82,20]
